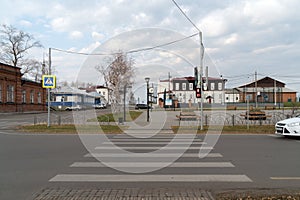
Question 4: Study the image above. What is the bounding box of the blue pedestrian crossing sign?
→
[42,75,56,88]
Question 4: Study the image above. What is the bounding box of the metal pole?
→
[47,48,51,127]
[247,99,249,130]
[47,88,50,127]
[199,32,204,130]
[274,79,277,106]
[147,81,150,122]
[123,85,126,122]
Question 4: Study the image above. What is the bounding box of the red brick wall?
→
[0,63,46,113]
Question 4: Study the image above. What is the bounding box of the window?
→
[182,83,186,90]
[37,92,41,104]
[7,85,14,102]
[210,83,215,91]
[22,90,26,103]
[175,83,179,90]
[218,82,223,90]
[189,83,193,90]
[0,84,2,102]
[30,90,34,104]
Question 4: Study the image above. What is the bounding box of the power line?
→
[50,33,198,56]
[171,0,200,32]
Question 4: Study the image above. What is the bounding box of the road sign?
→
[42,75,56,89]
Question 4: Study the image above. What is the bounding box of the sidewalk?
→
[124,110,180,134]
[33,187,214,200]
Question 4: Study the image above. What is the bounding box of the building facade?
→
[158,76,226,105]
[236,77,296,103]
[0,62,46,112]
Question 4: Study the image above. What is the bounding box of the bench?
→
[240,112,271,120]
[227,106,237,110]
[176,112,200,125]
[265,106,275,110]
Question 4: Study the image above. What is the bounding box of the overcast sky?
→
[1,0,300,94]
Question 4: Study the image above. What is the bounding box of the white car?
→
[275,115,300,136]
[65,105,82,111]
[93,103,107,109]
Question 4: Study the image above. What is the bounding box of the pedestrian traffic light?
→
[195,87,201,98]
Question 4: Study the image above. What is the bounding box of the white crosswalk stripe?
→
[50,174,252,182]
[84,152,223,158]
[49,134,252,183]
[70,162,235,168]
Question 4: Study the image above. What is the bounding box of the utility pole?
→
[172,0,204,130]
[274,79,277,106]
[255,71,258,108]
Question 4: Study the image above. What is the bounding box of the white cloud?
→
[69,31,83,40]
[243,0,292,25]
[91,32,105,41]
[224,33,238,45]
[1,0,300,92]
[19,20,32,27]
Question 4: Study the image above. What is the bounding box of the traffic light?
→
[194,67,198,88]
[195,87,201,98]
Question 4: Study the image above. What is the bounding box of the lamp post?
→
[145,77,150,122]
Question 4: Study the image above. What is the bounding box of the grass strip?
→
[88,110,143,122]
[172,125,275,134]
[20,124,124,134]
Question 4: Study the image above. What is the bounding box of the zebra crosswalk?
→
[49,134,252,183]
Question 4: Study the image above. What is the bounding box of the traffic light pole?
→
[198,32,204,131]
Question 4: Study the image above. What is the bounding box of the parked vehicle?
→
[93,103,107,109]
[275,115,300,136]
[135,104,150,110]
[65,105,82,111]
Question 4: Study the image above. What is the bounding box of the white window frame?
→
[37,92,41,104]
[175,83,179,90]
[182,83,186,90]
[30,90,34,104]
[218,82,223,91]
[22,90,26,103]
[210,83,215,91]
[189,83,193,90]
[7,85,14,102]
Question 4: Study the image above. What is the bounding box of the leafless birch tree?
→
[96,52,135,114]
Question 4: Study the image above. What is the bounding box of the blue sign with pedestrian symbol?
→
[42,75,56,88]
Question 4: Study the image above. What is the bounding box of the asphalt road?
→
[1,112,300,199]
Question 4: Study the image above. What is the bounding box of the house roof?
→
[238,76,285,88]
[167,76,225,81]
[235,87,296,93]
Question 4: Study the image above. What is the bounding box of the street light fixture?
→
[145,77,150,122]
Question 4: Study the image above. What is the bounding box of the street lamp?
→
[145,77,150,122]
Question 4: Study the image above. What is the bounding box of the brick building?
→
[0,62,46,112]
[237,76,296,103]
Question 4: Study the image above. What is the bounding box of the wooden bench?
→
[176,112,200,121]
[240,111,271,120]
[227,106,237,110]
[265,106,275,110]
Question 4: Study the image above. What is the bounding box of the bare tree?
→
[96,52,135,113]
[0,24,42,70]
